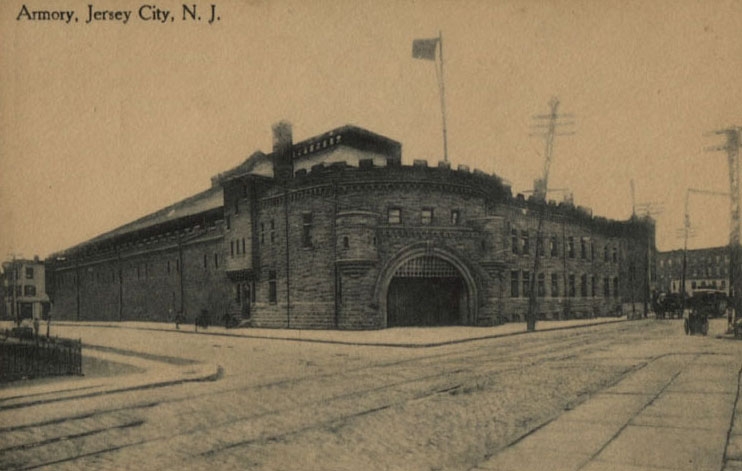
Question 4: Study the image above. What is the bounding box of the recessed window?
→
[551,273,559,297]
[568,274,576,297]
[580,274,587,297]
[521,231,530,255]
[24,285,36,296]
[510,270,519,298]
[269,270,277,304]
[568,237,575,258]
[270,220,276,244]
[25,267,34,279]
[388,208,401,224]
[550,235,558,257]
[522,271,530,297]
[343,236,349,248]
[511,229,519,255]
[302,213,313,248]
[421,208,433,225]
[451,210,460,225]
[537,273,545,297]
[580,238,587,259]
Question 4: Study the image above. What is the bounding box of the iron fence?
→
[0,335,83,382]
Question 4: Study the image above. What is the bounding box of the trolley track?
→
[1,321,665,470]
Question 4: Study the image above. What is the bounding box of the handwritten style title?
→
[16,4,220,25]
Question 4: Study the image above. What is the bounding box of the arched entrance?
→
[375,244,479,327]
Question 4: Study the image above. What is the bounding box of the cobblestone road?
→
[1,319,739,471]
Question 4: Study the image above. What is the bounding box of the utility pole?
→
[706,127,741,329]
[526,97,575,332]
[680,188,729,313]
[635,200,663,317]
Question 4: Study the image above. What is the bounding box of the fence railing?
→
[0,335,83,382]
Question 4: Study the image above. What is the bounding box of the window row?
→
[510,230,619,262]
[387,207,461,226]
[8,285,37,297]
[510,271,620,299]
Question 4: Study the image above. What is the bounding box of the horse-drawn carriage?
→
[683,290,727,335]
[654,292,683,319]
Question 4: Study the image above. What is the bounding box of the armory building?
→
[46,122,654,329]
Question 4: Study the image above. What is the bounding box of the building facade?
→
[2,257,49,323]
[46,122,654,329]
[656,246,731,295]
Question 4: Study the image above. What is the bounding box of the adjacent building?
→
[656,246,731,295]
[46,122,654,329]
[2,257,49,323]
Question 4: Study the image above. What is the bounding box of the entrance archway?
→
[376,245,478,327]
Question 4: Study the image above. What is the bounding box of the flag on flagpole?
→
[412,38,439,60]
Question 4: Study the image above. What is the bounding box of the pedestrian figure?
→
[195,309,210,332]
[175,310,185,330]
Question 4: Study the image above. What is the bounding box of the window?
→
[204,254,208,269]
[451,210,460,225]
[604,246,609,262]
[260,223,265,244]
[536,236,544,257]
[568,274,576,297]
[302,213,313,247]
[550,235,558,257]
[691,281,697,289]
[521,231,530,255]
[242,238,246,255]
[24,285,36,296]
[510,270,519,297]
[551,273,559,297]
[343,236,349,249]
[269,270,277,303]
[511,229,519,254]
[580,238,587,259]
[234,200,239,214]
[590,241,595,261]
[167,260,171,274]
[591,275,596,297]
[231,240,235,257]
[612,247,618,263]
[522,271,530,297]
[604,277,610,297]
[176,259,180,273]
[568,237,575,258]
[613,277,619,298]
[537,273,545,297]
[226,215,231,230]
[580,274,587,297]
[421,208,433,225]
[270,220,276,244]
[388,208,401,224]
[214,253,219,268]
[25,267,34,279]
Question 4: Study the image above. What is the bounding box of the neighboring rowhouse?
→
[656,246,731,295]
[2,257,50,323]
[46,122,654,329]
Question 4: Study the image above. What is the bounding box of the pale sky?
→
[2,0,741,260]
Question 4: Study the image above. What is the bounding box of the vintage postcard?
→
[1,1,741,470]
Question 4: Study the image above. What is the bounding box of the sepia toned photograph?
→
[1,1,742,469]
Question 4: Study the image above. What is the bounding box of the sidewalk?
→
[472,353,742,471]
[51,316,629,348]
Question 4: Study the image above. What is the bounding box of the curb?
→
[53,318,631,348]
[0,364,222,411]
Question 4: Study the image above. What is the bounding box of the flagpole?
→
[438,30,449,163]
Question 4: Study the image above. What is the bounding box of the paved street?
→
[1,318,741,471]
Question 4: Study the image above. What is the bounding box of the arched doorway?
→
[386,255,470,327]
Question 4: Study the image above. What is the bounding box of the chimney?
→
[272,121,294,182]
